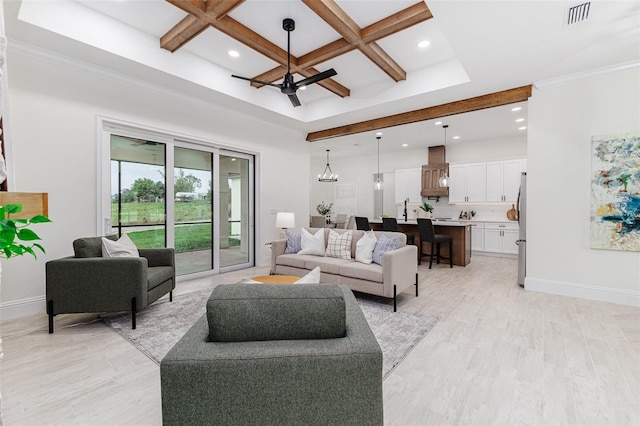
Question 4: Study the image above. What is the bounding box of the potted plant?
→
[420,202,434,218]
[316,201,333,224]
[0,203,51,259]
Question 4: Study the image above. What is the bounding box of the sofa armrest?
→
[382,245,417,297]
[270,239,287,273]
[139,248,175,268]
[46,256,149,313]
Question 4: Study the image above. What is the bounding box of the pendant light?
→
[438,124,450,188]
[374,136,383,191]
[318,149,338,182]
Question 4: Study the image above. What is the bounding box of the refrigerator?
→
[516,172,527,287]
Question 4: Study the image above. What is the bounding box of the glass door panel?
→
[174,147,213,275]
[110,135,166,247]
[219,154,251,268]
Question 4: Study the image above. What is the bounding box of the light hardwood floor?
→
[1,256,638,425]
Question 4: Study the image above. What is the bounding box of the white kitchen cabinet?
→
[395,168,422,203]
[471,222,484,252]
[486,159,523,202]
[484,223,519,254]
[449,163,486,203]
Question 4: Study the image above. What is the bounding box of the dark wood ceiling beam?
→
[361,42,406,81]
[298,39,354,69]
[161,0,245,52]
[361,2,432,43]
[214,16,291,65]
[302,0,408,82]
[161,15,208,52]
[306,85,533,142]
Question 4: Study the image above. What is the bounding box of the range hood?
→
[420,146,449,197]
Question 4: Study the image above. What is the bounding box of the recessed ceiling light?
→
[298,86,306,90]
[511,106,522,112]
[417,40,430,48]
[376,132,383,136]
[231,158,237,161]
[453,136,460,140]
[228,50,239,57]
[515,118,525,122]
[402,143,408,147]
[518,126,527,130]
[434,121,442,125]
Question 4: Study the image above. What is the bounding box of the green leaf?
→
[5,204,22,215]
[29,215,52,224]
[16,228,41,241]
[33,243,46,254]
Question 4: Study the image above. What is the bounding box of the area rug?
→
[101,289,439,378]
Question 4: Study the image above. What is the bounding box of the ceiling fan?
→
[231,18,337,107]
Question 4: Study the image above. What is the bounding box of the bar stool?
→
[417,218,453,269]
[355,217,371,231]
[382,217,415,245]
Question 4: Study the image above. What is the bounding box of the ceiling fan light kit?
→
[231,19,337,107]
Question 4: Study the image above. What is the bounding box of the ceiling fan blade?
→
[288,93,301,107]
[296,69,337,88]
[231,74,281,88]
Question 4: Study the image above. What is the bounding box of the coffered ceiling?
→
[4,1,640,158]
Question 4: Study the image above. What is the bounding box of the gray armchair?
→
[45,235,175,333]
[161,283,383,426]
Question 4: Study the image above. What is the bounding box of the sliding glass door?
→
[103,123,254,278]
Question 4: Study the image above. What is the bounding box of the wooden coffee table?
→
[250,275,300,284]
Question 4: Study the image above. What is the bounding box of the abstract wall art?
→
[591,134,640,251]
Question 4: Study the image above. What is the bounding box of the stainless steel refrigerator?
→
[516,172,527,287]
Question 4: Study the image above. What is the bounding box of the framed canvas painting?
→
[590,134,640,251]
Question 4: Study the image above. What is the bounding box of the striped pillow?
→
[326,230,352,260]
[372,235,400,265]
[284,230,302,254]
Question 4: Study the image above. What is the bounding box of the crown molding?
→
[534,60,640,90]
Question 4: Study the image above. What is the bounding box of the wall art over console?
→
[591,134,640,251]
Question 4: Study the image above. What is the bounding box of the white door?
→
[503,160,523,202]
[448,164,467,203]
[485,161,504,202]
[466,163,487,203]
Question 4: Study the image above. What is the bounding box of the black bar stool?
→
[417,218,453,269]
[382,217,415,245]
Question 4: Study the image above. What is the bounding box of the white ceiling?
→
[4,1,639,159]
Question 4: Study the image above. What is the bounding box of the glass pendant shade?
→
[439,173,449,188]
[439,125,450,187]
[374,177,383,191]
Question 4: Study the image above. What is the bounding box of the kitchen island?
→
[369,219,472,267]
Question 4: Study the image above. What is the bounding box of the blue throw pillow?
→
[372,234,400,265]
[284,230,302,254]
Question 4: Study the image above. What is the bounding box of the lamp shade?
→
[276,212,295,228]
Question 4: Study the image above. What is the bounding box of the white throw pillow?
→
[101,234,139,258]
[298,228,325,256]
[294,266,321,284]
[355,230,377,264]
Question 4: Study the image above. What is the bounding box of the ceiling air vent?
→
[566,2,591,26]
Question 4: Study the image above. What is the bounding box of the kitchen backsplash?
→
[395,198,517,222]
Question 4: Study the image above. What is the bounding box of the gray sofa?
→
[45,235,175,333]
[271,227,418,311]
[161,283,383,426]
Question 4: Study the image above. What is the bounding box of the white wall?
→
[0,47,311,318]
[526,66,640,304]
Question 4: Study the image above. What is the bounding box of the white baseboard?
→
[525,277,640,307]
[0,295,46,321]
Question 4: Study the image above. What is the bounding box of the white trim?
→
[525,276,640,307]
[0,295,45,320]
[534,60,640,90]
